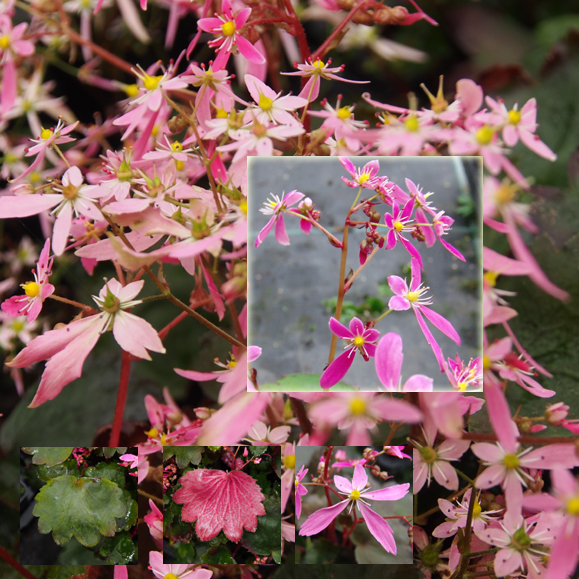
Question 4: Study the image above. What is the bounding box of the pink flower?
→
[485,96,557,161]
[300,392,422,445]
[375,332,433,392]
[295,464,308,519]
[413,421,470,493]
[388,259,460,373]
[244,420,290,445]
[1,238,54,322]
[254,189,305,248]
[523,469,579,579]
[446,355,483,391]
[299,463,410,554]
[320,316,380,389]
[143,499,163,548]
[149,551,212,579]
[245,74,307,126]
[281,58,369,102]
[197,0,265,70]
[339,157,383,189]
[10,118,79,182]
[383,198,424,269]
[118,453,138,469]
[475,513,555,578]
[7,278,165,407]
[433,488,502,539]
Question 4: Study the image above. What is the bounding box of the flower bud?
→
[545,402,569,426]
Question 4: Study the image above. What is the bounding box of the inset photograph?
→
[162,445,282,564]
[294,445,413,564]
[248,156,482,392]
[20,446,138,565]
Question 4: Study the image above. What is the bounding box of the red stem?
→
[109,350,132,446]
[461,432,579,445]
[311,1,368,61]
[282,0,311,64]
[322,446,337,543]
[0,547,38,579]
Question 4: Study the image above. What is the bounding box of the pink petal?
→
[113,566,128,579]
[543,521,579,579]
[0,194,61,218]
[349,317,364,336]
[475,464,506,489]
[471,442,504,463]
[420,306,461,344]
[375,332,403,391]
[387,275,408,297]
[328,316,352,340]
[402,374,433,391]
[436,439,471,461]
[274,214,290,245]
[298,499,349,536]
[552,468,579,497]
[352,463,368,491]
[484,381,519,453]
[519,128,557,161]
[388,296,411,311]
[7,316,99,368]
[521,444,579,470]
[357,502,397,554]
[319,350,355,389]
[113,311,165,360]
[362,483,409,501]
[29,317,102,407]
[495,548,523,577]
[339,156,356,177]
[372,397,423,423]
[52,202,73,256]
[237,35,266,64]
[432,460,459,490]
[197,16,224,32]
[1,57,16,113]
[333,474,354,495]
[414,307,446,372]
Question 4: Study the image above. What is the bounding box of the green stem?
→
[374,308,392,323]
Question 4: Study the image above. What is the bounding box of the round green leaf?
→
[32,475,127,547]
[99,531,136,564]
[22,447,74,467]
[241,496,281,556]
[164,447,202,468]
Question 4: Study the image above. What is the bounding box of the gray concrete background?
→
[247,156,482,391]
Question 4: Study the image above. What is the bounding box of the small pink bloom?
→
[299,463,410,554]
[383,197,424,268]
[149,551,212,579]
[339,157,383,189]
[295,464,308,520]
[320,316,380,389]
[1,238,54,322]
[143,499,163,548]
[254,189,305,248]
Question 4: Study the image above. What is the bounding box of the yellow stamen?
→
[458,382,467,392]
[358,173,369,184]
[419,446,437,463]
[0,35,10,50]
[145,428,158,438]
[12,320,24,332]
[503,453,520,469]
[407,291,420,302]
[164,574,179,579]
[124,84,139,98]
[482,355,491,371]
[472,502,482,518]
[239,200,247,215]
[337,106,352,120]
[566,497,579,516]
[40,128,53,140]
[151,125,159,137]
[171,142,183,153]
[349,397,366,415]
[476,126,494,145]
[349,489,361,500]
[483,271,499,287]
[404,116,419,132]
[312,59,325,69]
[175,160,184,172]
[22,282,40,298]
[508,110,521,125]
[216,107,228,119]
[160,433,168,446]
[221,21,236,36]
[259,94,274,111]
[495,182,519,205]
[143,74,163,91]
[353,336,365,347]
[394,221,404,232]
[283,454,295,469]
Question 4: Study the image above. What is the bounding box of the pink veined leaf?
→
[172,469,266,542]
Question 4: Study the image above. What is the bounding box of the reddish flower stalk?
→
[0,546,38,579]
[109,349,132,446]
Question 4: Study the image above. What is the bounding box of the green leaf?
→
[302,537,340,564]
[164,447,202,468]
[33,475,126,547]
[200,545,236,564]
[251,447,268,457]
[241,495,281,556]
[175,541,196,564]
[56,537,106,565]
[259,374,357,392]
[99,531,136,564]
[115,490,138,532]
[271,549,282,564]
[37,459,80,482]
[22,447,74,467]
[84,462,126,488]
[103,447,127,459]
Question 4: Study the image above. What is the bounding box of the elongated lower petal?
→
[320,349,355,389]
[414,307,446,372]
[298,499,349,536]
[375,332,403,391]
[421,306,461,345]
[357,501,397,554]
[0,194,61,218]
[362,483,410,501]
[29,317,103,407]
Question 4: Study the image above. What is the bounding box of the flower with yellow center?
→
[349,489,361,500]
[508,109,521,125]
[258,94,273,111]
[566,497,579,516]
[22,281,40,298]
[503,453,520,469]
[337,106,352,120]
[483,271,499,287]
[476,125,494,146]
[143,74,163,91]
[284,454,295,470]
[0,35,10,50]
[404,115,419,132]
[349,397,366,416]
[164,574,178,579]
[221,20,236,36]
